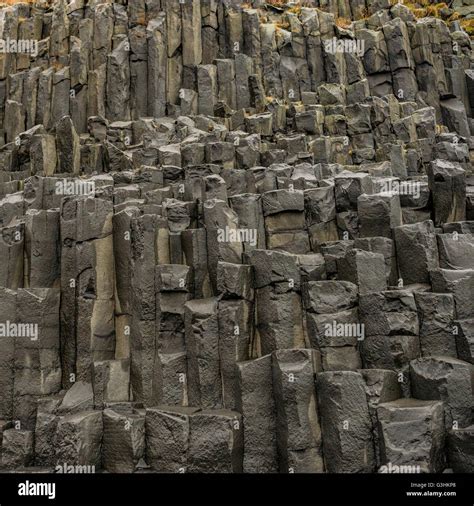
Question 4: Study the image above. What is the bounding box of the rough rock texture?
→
[0,0,473,475]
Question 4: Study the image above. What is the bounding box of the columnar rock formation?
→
[0,0,473,473]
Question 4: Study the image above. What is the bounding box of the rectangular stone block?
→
[236,355,277,473]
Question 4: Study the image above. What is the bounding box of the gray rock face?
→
[394,221,439,285]
[448,426,474,472]
[337,249,387,295]
[57,381,94,415]
[410,356,473,429]
[377,399,446,473]
[360,291,419,337]
[188,410,243,473]
[303,281,358,314]
[360,369,401,466]
[103,408,145,473]
[184,298,222,409]
[316,371,375,473]
[437,233,474,270]
[428,160,466,227]
[455,319,474,364]
[145,406,199,472]
[0,0,472,476]
[431,269,474,320]
[1,429,34,469]
[237,355,277,473]
[272,349,323,473]
[414,293,457,358]
[55,411,103,468]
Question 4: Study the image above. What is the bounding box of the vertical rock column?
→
[246,249,305,355]
[129,214,160,405]
[0,221,24,289]
[272,348,324,473]
[236,354,278,472]
[25,209,60,288]
[262,189,310,254]
[184,297,222,409]
[217,262,254,411]
[60,197,115,387]
[303,280,362,371]
[155,264,192,407]
[360,290,420,396]
[113,207,139,361]
[377,399,445,472]
[203,198,243,292]
[14,288,61,430]
[147,14,167,118]
[0,288,18,423]
[316,370,375,473]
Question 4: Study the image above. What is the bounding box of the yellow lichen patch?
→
[400,0,470,35]
[426,3,449,17]
[275,19,290,30]
[288,5,302,14]
[335,17,352,29]
[0,0,37,5]
[449,12,461,22]
[460,18,474,36]
[266,0,289,7]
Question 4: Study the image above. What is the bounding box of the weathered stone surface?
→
[448,426,474,472]
[455,320,474,364]
[55,411,103,468]
[245,249,300,290]
[337,249,387,295]
[0,0,472,475]
[237,355,277,473]
[57,381,94,415]
[437,233,474,271]
[145,406,199,472]
[394,221,439,285]
[377,399,445,473]
[272,349,323,473]
[1,429,34,469]
[255,287,305,355]
[427,160,466,227]
[316,371,375,473]
[431,269,474,320]
[188,410,243,473]
[414,293,457,358]
[334,172,374,212]
[103,408,145,473]
[358,193,402,239]
[360,290,419,337]
[410,356,473,429]
[184,298,222,409]
[360,369,401,466]
[92,360,130,409]
[303,280,358,314]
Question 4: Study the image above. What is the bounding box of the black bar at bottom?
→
[0,473,472,506]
